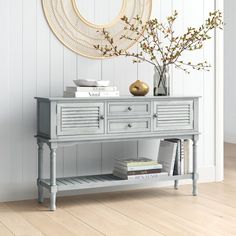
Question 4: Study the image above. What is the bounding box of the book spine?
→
[127,172,168,180]
[75,91,120,97]
[116,161,159,167]
[64,91,120,97]
[66,86,117,92]
[113,168,162,176]
[113,171,168,180]
[114,164,163,171]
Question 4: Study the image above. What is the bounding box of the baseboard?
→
[0,166,216,203]
[224,136,236,144]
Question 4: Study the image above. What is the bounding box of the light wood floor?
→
[0,143,236,236]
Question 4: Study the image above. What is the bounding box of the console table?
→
[35,96,199,211]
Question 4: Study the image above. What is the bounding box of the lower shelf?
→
[40,173,193,192]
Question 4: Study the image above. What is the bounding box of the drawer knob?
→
[100,115,105,120]
[128,123,132,128]
[127,106,133,111]
[153,113,158,118]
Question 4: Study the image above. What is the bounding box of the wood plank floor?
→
[0,143,235,236]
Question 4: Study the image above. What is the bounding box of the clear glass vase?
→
[153,66,170,96]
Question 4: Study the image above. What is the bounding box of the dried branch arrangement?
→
[94,10,223,84]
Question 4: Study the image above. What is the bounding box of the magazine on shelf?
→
[157,140,177,176]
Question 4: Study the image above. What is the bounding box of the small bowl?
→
[73,79,110,87]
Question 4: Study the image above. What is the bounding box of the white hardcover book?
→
[183,139,193,174]
[64,91,120,97]
[188,139,193,173]
[66,86,117,92]
[114,164,163,171]
[113,171,168,180]
[157,140,177,176]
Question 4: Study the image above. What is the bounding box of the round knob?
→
[127,106,132,111]
[100,115,105,120]
[128,123,132,128]
[153,113,158,118]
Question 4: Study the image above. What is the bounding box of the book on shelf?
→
[115,157,159,167]
[64,90,120,97]
[183,139,193,173]
[66,86,118,92]
[165,139,185,175]
[157,140,177,176]
[114,163,163,171]
[113,167,162,176]
[113,171,168,180]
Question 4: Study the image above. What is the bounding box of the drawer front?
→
[108,102,151,117]
[57,103,104,136]
[154,101,194,131]
[108,118,151,134]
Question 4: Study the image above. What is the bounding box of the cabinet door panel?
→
[57,103,104,136]
[154,100,194,131]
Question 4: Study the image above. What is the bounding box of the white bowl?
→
[73,79,110,87]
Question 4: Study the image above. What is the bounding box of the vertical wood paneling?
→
[203,1,215,167]
[0,1,10,186]
[8,0,23,184]
[182,0,204,168]
[0,0,217,201]
[22,0,37,182]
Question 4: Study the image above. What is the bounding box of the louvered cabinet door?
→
[153,100,194,131]
[56,103,104,136]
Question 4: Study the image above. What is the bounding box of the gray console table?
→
[35,96,199,211]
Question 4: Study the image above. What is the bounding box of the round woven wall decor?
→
[42,0,152,59]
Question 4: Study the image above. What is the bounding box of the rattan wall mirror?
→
[42,0,152,59]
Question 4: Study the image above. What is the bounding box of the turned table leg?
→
[192,136,198,196]
[49,145,57,211]
[37,141,44,203]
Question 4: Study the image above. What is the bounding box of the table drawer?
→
[108,102,151,117]
[108,118,151,134]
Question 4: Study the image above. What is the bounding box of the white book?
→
[66,86,117,92]
[157,140,177,176]
[64,91,120,97]
[114,164,163,171]
[113,171,168,180]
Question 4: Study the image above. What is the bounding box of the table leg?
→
[49,145,57,211]
[37,141,44,203]
[192,136,198,196]
[174,180,179,190]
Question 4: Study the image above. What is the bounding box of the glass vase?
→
[153,66,170,96]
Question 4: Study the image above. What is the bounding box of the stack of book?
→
[158,139,193,176]
[64,86,119,97]
[113,157,167,180]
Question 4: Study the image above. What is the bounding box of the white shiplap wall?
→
[0,0,216,202]
[224,0,236,143]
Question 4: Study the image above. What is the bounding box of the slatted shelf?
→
[40,173,193,191]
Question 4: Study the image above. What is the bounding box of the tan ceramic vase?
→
[129,80,149,96]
